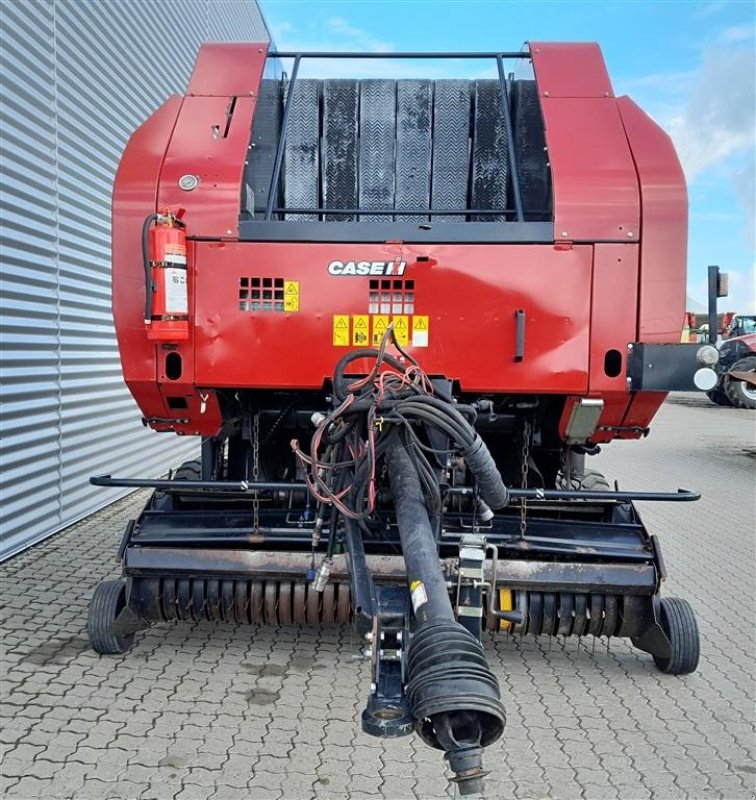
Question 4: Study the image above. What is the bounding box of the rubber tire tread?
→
[653,597,700,675]
[724,356,756,409]
[88,580,135,655]
[706,384,733,407]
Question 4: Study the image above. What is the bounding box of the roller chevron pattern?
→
[247,79,282,215]
[283,79,320,221]
[395,80,432,223]
[358,80,397,222]
[322,80,359,221]
[431,80,472,223]
[245,76,551,223]
[471,79,508,222]
[510,80,551,220]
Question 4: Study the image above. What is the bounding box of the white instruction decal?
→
[164,268,187,314]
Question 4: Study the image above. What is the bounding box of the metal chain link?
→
[519,419,531,539]
[252,410,260,534]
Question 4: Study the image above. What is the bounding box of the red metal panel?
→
[157,95,257,238]
[617,96,688,343]
[187,42,269,96]
[112,97,181,422]
[589,244,639,392]
[540,97,640,242]
[530,42,613,98]
[192,243,592,394]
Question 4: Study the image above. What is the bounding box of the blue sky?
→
[261,0,755,313]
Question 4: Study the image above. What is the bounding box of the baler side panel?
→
[112,96,183,424]
[617,96,688,342]
[186,42,269,97]
[193,243,593,393]
[531,44,640,244]
[529,42,614,98]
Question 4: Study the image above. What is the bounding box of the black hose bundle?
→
[291,326,509,522]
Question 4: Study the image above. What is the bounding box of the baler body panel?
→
[192,242,592,392]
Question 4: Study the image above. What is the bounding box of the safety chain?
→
[519,419,531,539]
[252,410,261,534]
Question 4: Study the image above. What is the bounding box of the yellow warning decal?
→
[352,315,369,346]
[392,315,409,346]
[412,315,429,347]
[284,280,300,312]
[372,315,389,346]
[333,315,350,346]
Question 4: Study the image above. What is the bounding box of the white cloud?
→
[322,16,394,53]
[663,47,755,183]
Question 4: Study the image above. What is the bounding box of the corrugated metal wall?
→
[0,0,269,560]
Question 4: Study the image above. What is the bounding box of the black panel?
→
[395,80,432,223]
[510,80,551,221]
[431,80,471,223]
[471,80,508,222]
[283,79,320,221]
[358,80,396,221]
[627,344,709,391]
[322,80,359,221]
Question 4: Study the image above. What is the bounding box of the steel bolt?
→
[627,231,634,238]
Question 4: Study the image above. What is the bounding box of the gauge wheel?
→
[652,597,700,675]
[88,580,135,655]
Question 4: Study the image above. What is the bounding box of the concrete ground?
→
[1,393,754,800]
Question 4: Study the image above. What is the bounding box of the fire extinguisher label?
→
[164,268,188,314]
[163,243,187,266]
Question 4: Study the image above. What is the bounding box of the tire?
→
[652,597,700,675]
[706,384,733,407]
[88,580,135,655]
[579,469,611,492]
[724,356,756,409]
[152,459,202,509]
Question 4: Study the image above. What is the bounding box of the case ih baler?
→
[90,43,717,793]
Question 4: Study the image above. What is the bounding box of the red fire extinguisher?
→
[143,210,190,342]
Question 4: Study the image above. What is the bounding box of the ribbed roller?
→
[247,78,282,215]
[149,578,351,625]
[471,80,508,221]
[395,80,432,222]
[322,80,358,221]
[486,591,630,638]
[509,80,551,221]
[283,79,320,220]
[430,80,471,222]
[358,80,396,221]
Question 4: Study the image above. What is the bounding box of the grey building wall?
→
[0,0,269,560]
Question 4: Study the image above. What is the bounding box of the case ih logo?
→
[328,259,407,276]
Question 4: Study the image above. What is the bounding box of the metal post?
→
[708,265,719,344]
[497,54,524,222]
[264,55,301,220]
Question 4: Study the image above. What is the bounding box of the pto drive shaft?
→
[387,445,506,796]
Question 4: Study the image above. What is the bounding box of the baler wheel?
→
[653,597,700,675]
[88,580,135,655]
[724,356,756,409]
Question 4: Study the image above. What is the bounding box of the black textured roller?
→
[358,80,396,221]
[283,79,320,220]
[322,80,359,221]
[471,79,508,221]
[396,80,432,222]
[431,80,471,222]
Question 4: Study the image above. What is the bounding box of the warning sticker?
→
[392,315,409,346]
[412,315,429,347]
[284,280,300,312]
[163,243,186,266]
[333,315,350,346]
[410,580,428,613]
[352,315,369,346]
[372,315,389,346]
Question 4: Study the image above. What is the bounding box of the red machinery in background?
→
[91,43,717,793]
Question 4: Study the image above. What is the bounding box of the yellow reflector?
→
[499,588,513,631]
